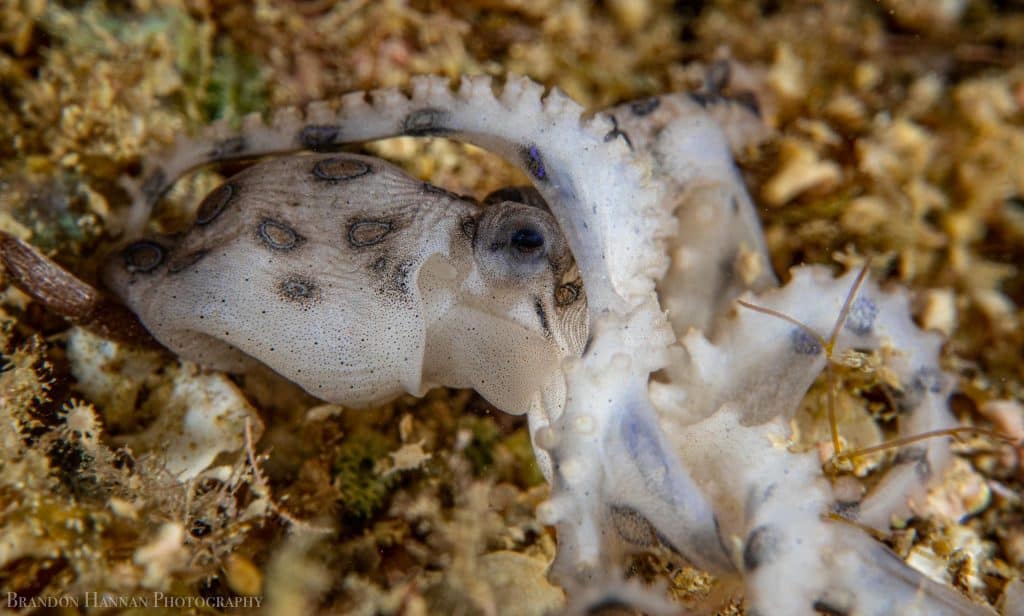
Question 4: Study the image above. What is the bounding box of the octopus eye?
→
[475,201,565,283]
[510,227,544,254]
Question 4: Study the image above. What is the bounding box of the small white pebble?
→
[762,139,841,206]
[108,497,139,520]
[920,288,957,336]
[978,399,1024,442]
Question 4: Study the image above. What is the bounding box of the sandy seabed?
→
[1,1,1022,614]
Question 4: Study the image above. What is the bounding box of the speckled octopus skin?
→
[110,74,992,615]
[108,153,585,415]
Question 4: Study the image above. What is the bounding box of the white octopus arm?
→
[121,75,988,614]
[123,74,730,581]
[654,266,986,615]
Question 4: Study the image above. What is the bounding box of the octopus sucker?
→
[1,72,996,615]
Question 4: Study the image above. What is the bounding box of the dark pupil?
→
[510,228,544,252]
